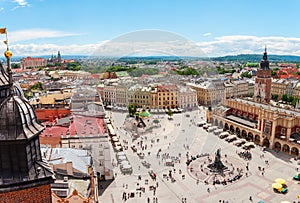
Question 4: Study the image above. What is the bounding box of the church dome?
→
[0,94,44,140]
[0,62,26,98]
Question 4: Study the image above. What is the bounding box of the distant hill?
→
[2,54,300,63]
[212,54,300,63]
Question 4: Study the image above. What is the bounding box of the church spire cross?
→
[265,45,267,53]
[261,45,269,70]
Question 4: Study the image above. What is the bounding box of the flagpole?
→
[5,32,9,50]
[2,28,13,95]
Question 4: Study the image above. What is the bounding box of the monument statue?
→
[208,148,227,172]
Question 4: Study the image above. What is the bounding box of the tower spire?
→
[265,45,267,53]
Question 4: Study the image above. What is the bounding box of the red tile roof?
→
[69,115,105,137]
[41,126,69,138]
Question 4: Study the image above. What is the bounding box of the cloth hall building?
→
[208,48,300,157]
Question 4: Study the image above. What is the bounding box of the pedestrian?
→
[147,197,150,203]
[207,188,210,193]
[249,196,252,201]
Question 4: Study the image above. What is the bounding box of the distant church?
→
[0,50,54,202]
[49,51,62,64]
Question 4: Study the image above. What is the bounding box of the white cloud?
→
[13,0,29,6]
[9,29,82,42]
[0,7,4,11]
[11,0,30,10]
[10,42,107,56]
[203,33,211,37]
[197,35,300,56]
[5,32,300,57]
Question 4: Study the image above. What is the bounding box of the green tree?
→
[30,82,43,90]
[292,97,299,107]
[281,94,288,102]
[272,94,278,101]
[153,119,160,125]
[128,105,137,117]
[240,71,252,78]
[245,62,259,67]
[288,96,294,103]
[66,62,81,71]
[167,109,173,117]
[128,67,159,77]
[11,63,20,69]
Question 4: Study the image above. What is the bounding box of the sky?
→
[1,0,300,57]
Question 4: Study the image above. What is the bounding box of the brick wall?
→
[0,184,52,203]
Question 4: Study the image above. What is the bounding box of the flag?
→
[3,40,7,45]
[0,28,6,34]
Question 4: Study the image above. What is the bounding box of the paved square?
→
[99,109,300,203]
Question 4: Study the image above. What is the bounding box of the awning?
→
[227,135,237,139]
[244,142,255,147]
[112,137,119,142]
[220,132,229,136]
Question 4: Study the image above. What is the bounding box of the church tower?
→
[57,50,62,63]
[0,48,54,202]
[253,47,272,103]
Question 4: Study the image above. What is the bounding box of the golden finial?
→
[4,49,12,59]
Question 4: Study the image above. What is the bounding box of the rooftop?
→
[233,98,300,117]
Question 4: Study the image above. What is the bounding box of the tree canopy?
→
[30,82,43,91]
[66,62,81,71]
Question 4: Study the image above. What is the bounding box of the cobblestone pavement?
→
[99,109,300,203]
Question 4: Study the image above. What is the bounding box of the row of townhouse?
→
[188,78,300,107]
[187,79,253,106]
[271,79,300,100]
[97,83,198,110]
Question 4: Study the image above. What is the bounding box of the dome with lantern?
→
[0,48,54,192]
